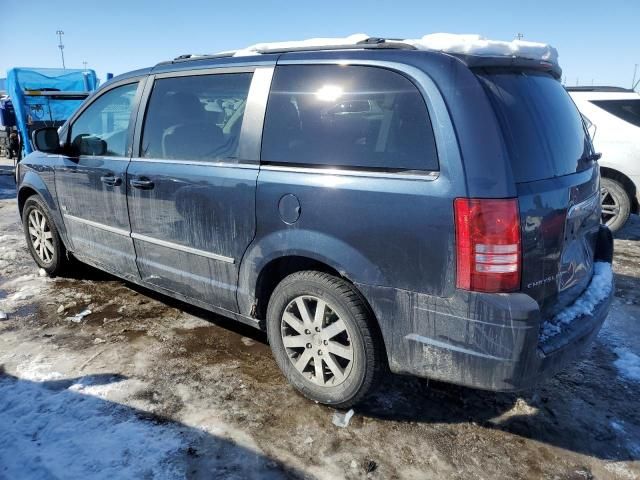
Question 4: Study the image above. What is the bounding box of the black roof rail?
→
[565,86,634,93]
[154,38,417,67]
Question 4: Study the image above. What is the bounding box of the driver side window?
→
[70,82,138,157]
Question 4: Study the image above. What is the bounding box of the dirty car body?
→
[17,44,614,402]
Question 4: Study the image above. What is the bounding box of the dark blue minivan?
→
[19,39,614,407]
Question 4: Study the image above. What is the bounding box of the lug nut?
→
[306,343,312,349]
[315,327,321,332]
[317,350,323,356]
[304,329,311,334]
[323,340,328,345]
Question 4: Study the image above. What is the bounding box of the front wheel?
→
[600,177,631,233]
[266,271,383,408]
[22,195,68,275]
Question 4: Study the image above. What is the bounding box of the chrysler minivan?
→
[18,37,614,407]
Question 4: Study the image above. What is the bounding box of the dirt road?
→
[1,173,638,479]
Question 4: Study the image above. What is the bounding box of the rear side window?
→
[141,73,252,161]
[261,65,438,171]
[479,71,592,183]
[591,99,640,128]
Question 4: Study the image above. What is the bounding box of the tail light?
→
[454,198,521,293]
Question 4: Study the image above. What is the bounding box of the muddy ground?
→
[1,173,639,479]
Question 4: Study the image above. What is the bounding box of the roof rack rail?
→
[155,38,416,67]
[565,86,634,93]
[252,40,416,55]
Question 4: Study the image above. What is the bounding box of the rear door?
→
[479,71,600,318]
[55,79,143,279]
[126,67,272,312]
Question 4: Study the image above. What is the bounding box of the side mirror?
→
[32,127,62,154]
[73,134,107,156]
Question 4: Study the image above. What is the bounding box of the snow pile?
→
[233,33,370,56]
[406,33,558,64]
[0,372,186,479]
[230,33,559,66]
[540,262,613,341]
[613,347,640,382]
[0,272,50,313]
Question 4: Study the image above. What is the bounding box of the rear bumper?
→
[357,226,615,391]
[358,278,613,391]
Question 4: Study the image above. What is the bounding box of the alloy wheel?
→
[27,208,54,264]
[600,185,620,227]
[280,295,354,387]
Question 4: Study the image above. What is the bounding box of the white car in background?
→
[568,86,640,232]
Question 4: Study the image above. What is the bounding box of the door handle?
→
[130,178,155,189]
[100,175,122,187]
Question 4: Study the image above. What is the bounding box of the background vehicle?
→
[18,35,614,407]
[5,67,98,158]
[568,86,640,232]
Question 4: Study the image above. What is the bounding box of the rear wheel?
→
[22,195,68,275]
[266,271,383,408]
[600,177,631,233]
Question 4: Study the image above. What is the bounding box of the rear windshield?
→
[591,99,640,128]
[479,71,592,183]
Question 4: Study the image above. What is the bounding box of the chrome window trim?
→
[273,59,461,179]
[63,214,130,237]
[131,233,235,264]
[260,164,439,181]
[152,66,257,79]
[130,158,258,169]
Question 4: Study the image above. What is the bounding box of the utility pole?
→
[56,30,66,69]
[82,61,88,73]
[516,33,524,41]
[632,64,638,91]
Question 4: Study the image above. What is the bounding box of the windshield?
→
[479,71,592,183]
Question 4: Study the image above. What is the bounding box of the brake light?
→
[454,198,521,293]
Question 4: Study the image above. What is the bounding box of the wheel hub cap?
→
[27,209,54,264]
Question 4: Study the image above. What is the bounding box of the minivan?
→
[18,36,614,408]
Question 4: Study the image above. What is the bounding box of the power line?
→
[56,30,66,69]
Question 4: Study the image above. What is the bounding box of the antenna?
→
[56,30,66,69]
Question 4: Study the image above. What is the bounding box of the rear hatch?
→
[478,70,601,318]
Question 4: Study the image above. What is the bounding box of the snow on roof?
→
[228,33,559,67]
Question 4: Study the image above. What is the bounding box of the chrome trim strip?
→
[131,232,235,264]
[260,164,439,181]
[130,158,258,169]
[63,214,131,237]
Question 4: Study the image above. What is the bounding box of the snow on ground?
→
[540,262,613,341]
[614,348,640,383]
[0,369,186,479]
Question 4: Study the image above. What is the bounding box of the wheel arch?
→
[600,166,639,214]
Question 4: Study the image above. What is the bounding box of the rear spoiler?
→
[451,54,562,79]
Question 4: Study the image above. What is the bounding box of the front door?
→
[55,80,142,279]
[126,68,270,311]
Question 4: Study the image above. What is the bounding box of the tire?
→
[266,271,383,408]
[600,177,631,233]
[21,195,68,276]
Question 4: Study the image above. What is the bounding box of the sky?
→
[1,0,638,89]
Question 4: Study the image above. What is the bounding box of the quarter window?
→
[70,82,138,157]
[141,73,253,161]
[261,65,438,171]
[591,99,640,128]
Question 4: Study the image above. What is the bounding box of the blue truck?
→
[1,68,98,160]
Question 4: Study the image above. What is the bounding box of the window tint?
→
[261,65,438,171]
[70,82,138,157]
[141,73,252,161]
[479,71,591,183]
[591,99,640,128]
